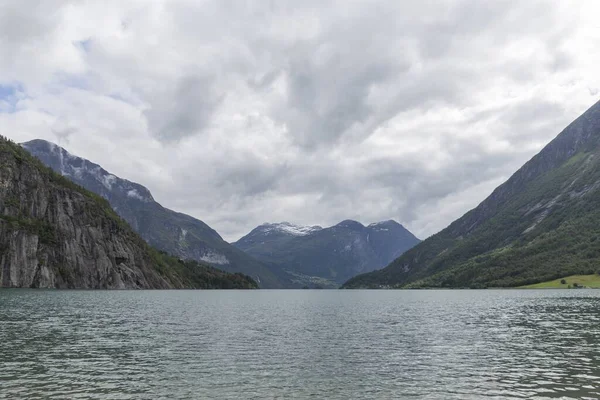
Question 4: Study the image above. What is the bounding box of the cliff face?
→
[22,139,283,288]
[0,137,256,289]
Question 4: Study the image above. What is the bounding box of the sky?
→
[1,0,599,242]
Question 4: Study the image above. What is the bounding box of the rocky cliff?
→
[0,136,257,289]
[22,139,282,288]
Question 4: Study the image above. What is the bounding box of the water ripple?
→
[1,289,600,399]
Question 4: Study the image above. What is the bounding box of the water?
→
[1,290,600,399]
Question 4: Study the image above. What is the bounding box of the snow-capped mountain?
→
[256,222,323,237]
[368,220,398,231]
[233,219,420,287]
[22,139,283,288]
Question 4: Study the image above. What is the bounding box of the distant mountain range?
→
[22,139,283,288]
[234,220,420,288]
[23,139,419,289]
[344,99,600,289]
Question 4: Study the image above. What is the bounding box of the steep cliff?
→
[0,136,257,289]
[22,139,283,288]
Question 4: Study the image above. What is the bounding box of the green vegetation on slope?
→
[520,274,600,289]
[0,136,130,230]
[343,99,600,289]
[402,154,600,288]
[149,249,258,289]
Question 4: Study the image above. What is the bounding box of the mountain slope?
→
[233,222,323,259]
[22,139,282,288]
[234,220,420,287]
[343,99,600,289]
[0,136,257,289]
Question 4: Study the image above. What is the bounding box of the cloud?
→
[0,0,599,241]
[143,74,224,141]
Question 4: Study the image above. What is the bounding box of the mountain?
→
[233,222,323,256]
[234,219,420,287]
[0,136,257,289]
[343,99,600,289]
[22,139,282,288]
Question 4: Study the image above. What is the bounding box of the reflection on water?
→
[1,289,600,399]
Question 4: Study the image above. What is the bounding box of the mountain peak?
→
[21,138,54,149]
[234,217,420,287]
[22,139,155,203]
[335,220,365,230]
[368,219,401,228]
[257,222,323,236]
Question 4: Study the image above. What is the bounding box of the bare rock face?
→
[0,139,173,288]
[0,137,258,289]
[22,139,281,288]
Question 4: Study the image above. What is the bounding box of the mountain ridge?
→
[22,139,283,288]
[234,218,420,287]
[244,222,323,239]
[343,99,600,289]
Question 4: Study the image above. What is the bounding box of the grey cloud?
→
[51,125,78,143]
[259,0,559,151]
[0,1,64,44]
[143,74,224,142]
[280,55,398,148]
[214,161,289,198]
[1,0,598,242]
[0,0,74,80]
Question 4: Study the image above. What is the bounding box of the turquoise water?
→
[1,289,600,399]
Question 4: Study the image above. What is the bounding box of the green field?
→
[520,274,600,289]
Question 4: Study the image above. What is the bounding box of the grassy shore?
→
[520,274,600,289]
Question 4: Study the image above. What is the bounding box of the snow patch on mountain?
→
[368,220,395,227]
[68,165,85,179]
[368,220,399,231]
[127,189,150,202]
[199,251,229,265]
[49,141,80,176]
[259,222,323,236]
[101,173,117,190]
[179,228,188,246]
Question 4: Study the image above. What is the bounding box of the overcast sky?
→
[1,1,599,242]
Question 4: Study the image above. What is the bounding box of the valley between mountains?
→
[17,140,421,288]
[3,98,600,289]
